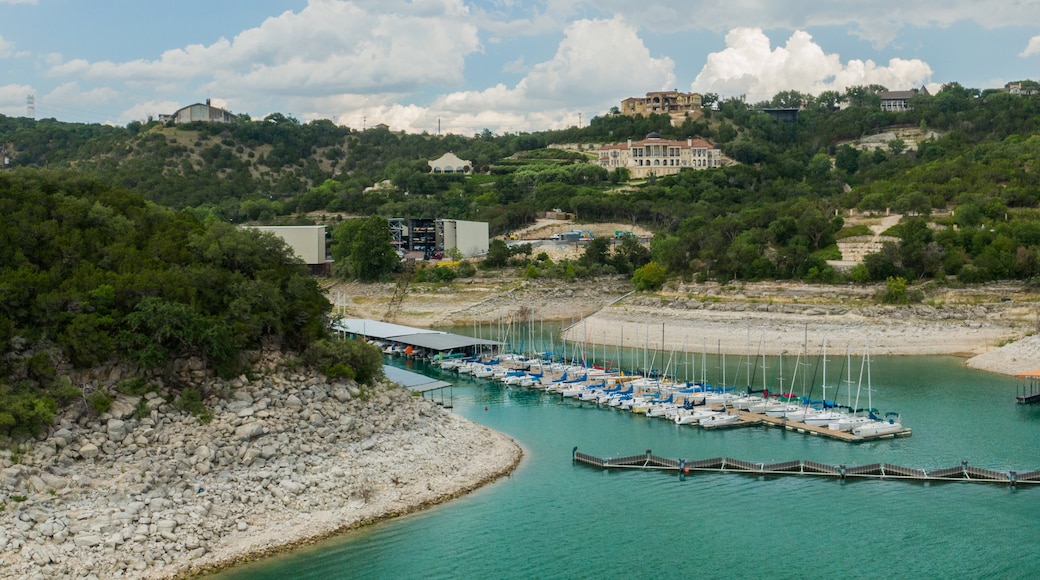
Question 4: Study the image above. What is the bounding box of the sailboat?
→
[828,340,879,432]
[799,337,847,426]
[850,344,904,436]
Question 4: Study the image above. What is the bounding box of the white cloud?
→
[0,34,14,59]
[0,0,37,4]
[692,28,932,103]
[31,82,121,119]
[0,83,34,116]
[381,17,674,134]
[532,1,1040,47]
[119,99,184,122]
[44,82,119,105]
[522,18,675,100]
[1022,36,1040,57]
[502,56,527,74]
[48,0,480,99]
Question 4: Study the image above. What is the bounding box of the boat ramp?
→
[572,448,1040,487]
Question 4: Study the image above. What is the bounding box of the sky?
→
[1,0,1040,135]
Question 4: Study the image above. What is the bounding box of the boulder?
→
[156,519,177,534]
[27,475,49,493]
[232,390,254,404]
[78,444,100,460]
[73,533,102,548]
[106,419,127,442]
[332,387,351,403]
[108,395,141,420]
[234,422,264,441]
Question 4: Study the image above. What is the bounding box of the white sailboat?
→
[850,344,904,436]
[828,341,876,432]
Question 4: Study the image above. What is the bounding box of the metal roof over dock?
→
[332,318,500,352]
[383,365,451,393]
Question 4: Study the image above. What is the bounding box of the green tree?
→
[346,216,400,281]
[581,237,611,266]
[632,261,666,291]
[881,276,910,304]
[483,239,511,268]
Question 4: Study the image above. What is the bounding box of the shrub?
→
[632,261,666,291]
[302,339,384,385]
[116,377,154,396]
[457,260,476,278]
[174,388,213,424]
[88,390,113,415]
[849,263,871,283]
[0,381,58,438]
[880,276,905,303]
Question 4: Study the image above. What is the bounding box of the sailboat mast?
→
[866,338,873,414]
[746,327,752,388]
[821,337,829,403]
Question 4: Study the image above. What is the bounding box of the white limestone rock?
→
[78,443,100,460]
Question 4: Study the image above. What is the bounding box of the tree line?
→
[0,170,383,437]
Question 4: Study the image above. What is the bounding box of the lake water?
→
[214,352,1040,579]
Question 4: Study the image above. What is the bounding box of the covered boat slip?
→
[382,365,451,393]
[382,365,455,408]
[331,318,501,358]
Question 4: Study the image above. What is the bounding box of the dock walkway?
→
[572,448,1040,486]
[736,411,912,441]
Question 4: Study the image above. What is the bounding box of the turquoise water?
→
[215,354,1040,579]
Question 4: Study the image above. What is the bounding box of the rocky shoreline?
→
[0,355,522,579]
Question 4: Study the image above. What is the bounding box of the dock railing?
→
[572,448,1038,487]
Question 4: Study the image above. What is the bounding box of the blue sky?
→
[2,0,1040,134]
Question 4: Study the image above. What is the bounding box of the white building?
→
[598,133,724,178]
[160,99,237,124]
[247,225,329,273]
[428,152,473,174]
[437,219,489,258]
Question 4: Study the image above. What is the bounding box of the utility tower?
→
[26,94,35,119]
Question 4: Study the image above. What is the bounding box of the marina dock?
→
[572,448,1040,486]
[1015,369,1040,404]
[732,411,912,441]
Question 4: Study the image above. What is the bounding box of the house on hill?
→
[878,87,929,112]
[428,152,473,174]
[619,90,703,126]
[1004,81,1039,96]
[160,99,237,124]
[598,133,724,179]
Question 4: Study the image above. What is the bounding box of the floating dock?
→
[1015,369,1040,404]
[660,409,910,442]
[572,448,1040,486]
[736,411,912,441]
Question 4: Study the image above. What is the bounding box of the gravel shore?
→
[560,291,1039,377]
[0,358,521,579]
[334,277,1040,377]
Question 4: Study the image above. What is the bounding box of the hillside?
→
[5,83,1040,289]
